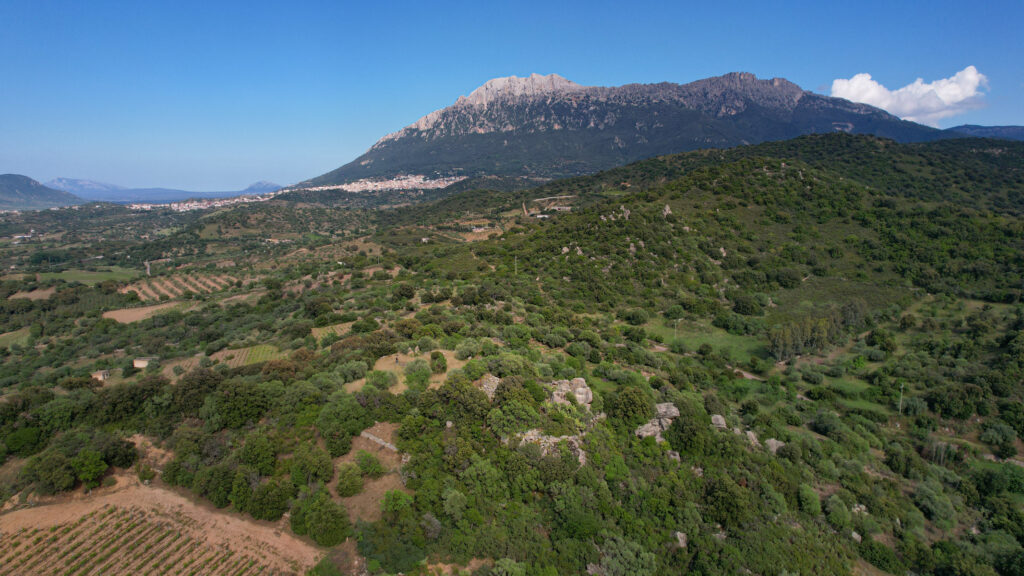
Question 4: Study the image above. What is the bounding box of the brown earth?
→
[329,423,409,524]
[102,302,185,323]
[8,287,55,300]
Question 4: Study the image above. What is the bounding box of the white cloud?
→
[830,66,988,127]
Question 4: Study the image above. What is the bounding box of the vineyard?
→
[163,345,285,378]
[120,274,246,301]
[0,493,318,576]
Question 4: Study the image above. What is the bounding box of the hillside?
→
[300,72,941,190]
[0,174,82,210]
[946,125,1024,141]
[1,134,1023,576]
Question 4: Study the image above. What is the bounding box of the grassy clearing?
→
[0,327,30,349]
[650,320,767,364]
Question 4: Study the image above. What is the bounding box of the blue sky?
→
[1,0,1022,190]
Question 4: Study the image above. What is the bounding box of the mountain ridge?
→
[0,175,82,211]
[301,72,943,189]
[46,178,281,203]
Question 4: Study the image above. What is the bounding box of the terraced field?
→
[120,274,244,301]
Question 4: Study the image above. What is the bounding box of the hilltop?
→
[0,174,82,211]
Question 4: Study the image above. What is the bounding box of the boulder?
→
[711,414,727,429]
[746,430,761,447]
[478,374,500,400]
[765,438,785,454]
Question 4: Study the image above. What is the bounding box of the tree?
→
[404,359,431,389]
[26,451,76,494]
[293,490,350,546]
[71,449,107,490]
[799,484,821,516]
[595,535,657,576]
[429,351,447,374]
[290,444,333,488]
[238,434,276,476]
[608,387,654,428]
[249,479,293,521]
[336,462,363,497]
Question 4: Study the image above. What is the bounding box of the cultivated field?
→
[162,345,285,378]
[310,322,353,341]
[0,475,320,576]
[120,274,243,301]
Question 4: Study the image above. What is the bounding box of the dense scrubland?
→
[1,134,1024,576]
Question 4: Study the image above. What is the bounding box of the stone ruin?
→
[634,402,681,443]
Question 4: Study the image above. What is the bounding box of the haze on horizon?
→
[1,0,1021,191]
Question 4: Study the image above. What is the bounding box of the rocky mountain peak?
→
[459,73,584,107]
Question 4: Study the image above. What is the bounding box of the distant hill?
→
[299,72,944,191]
[46,178,281,203]
[0,175,82,211]
[945,125,1024,141]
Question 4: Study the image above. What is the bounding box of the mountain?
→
[945,124,1024,141]
[46,178,281,203]
[0,174,82,211]
[300,72,943,190]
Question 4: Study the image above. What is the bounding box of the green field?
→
[37,266,138,285]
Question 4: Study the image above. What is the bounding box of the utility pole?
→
[514,255,517,276]
[898,381,905,416]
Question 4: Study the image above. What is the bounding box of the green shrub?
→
[356,450,386,479]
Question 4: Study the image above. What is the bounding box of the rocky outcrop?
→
[552,378,593,408]
[518,429,588,466]
[635,402,681,443]
[477,374,501,400]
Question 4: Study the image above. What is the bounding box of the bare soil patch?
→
[8,287,55,300]
[102,302,185,323]
[330,423,408,524]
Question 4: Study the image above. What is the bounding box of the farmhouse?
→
[90,369,110,382]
